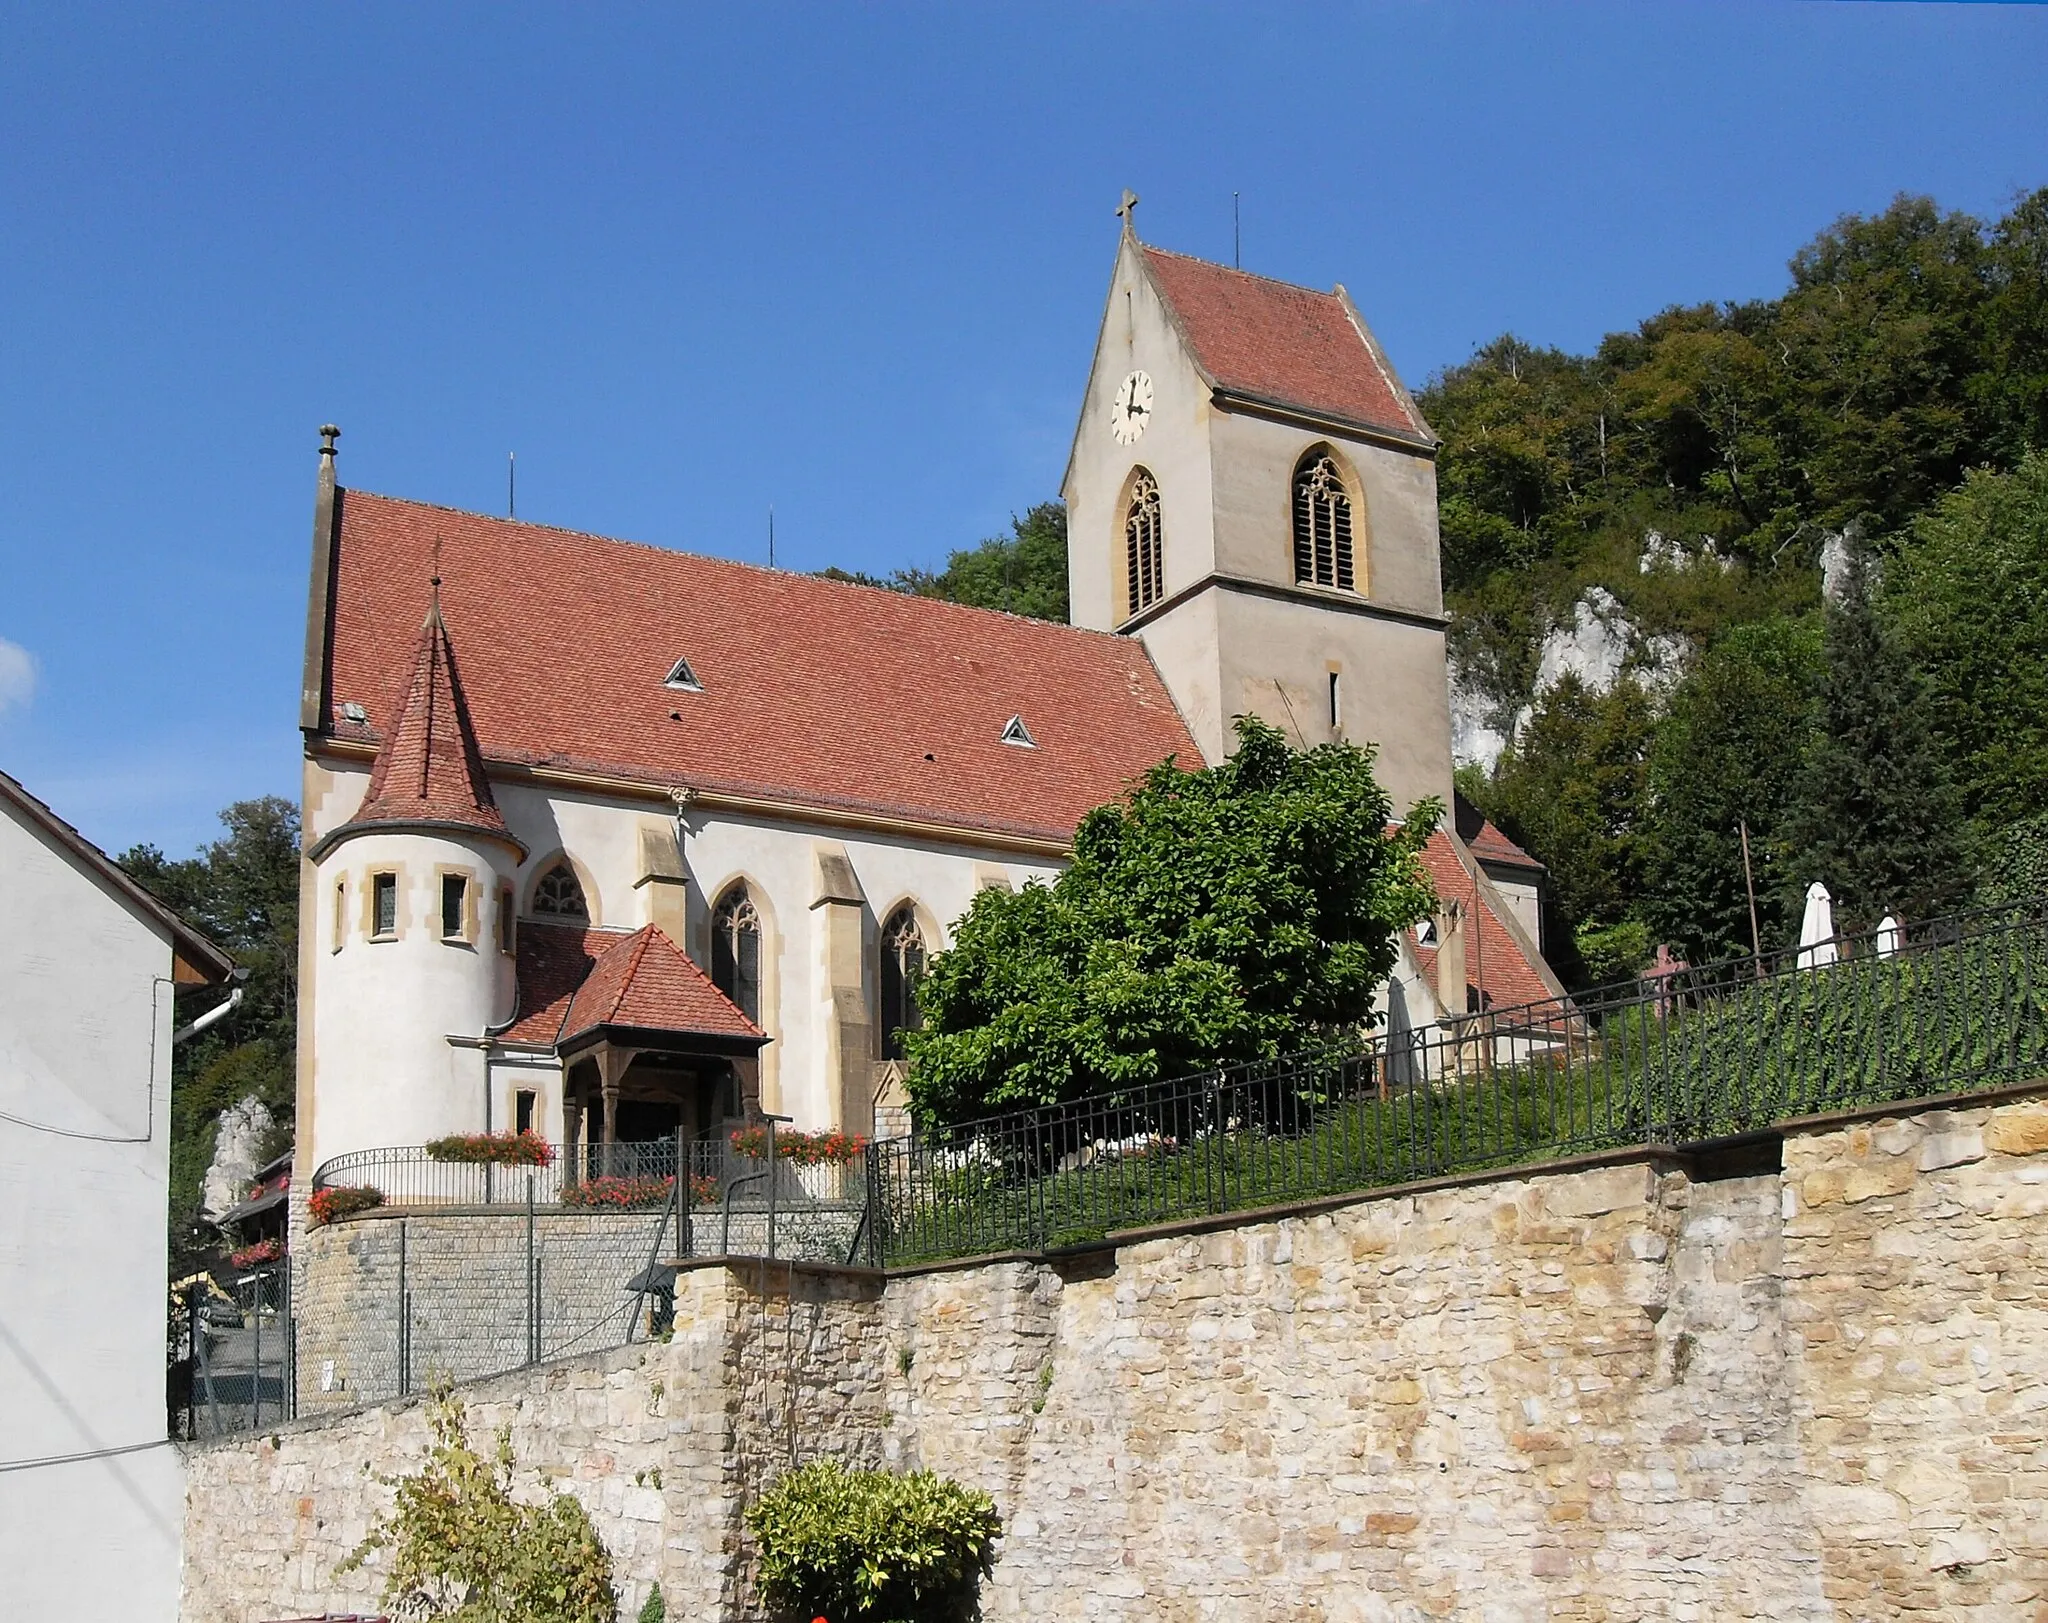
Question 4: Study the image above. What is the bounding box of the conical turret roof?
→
[317,590,524,859]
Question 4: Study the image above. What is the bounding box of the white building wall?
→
[0,797,189,1623]
[305,825,518,1175]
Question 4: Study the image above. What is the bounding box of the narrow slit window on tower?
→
[1328,670,1342,734]
[1124,469,1164,617]
[1292,451,1357,591]
[371,872,398,939]
[441,873,468,941]
[498,883,516,954]
[664,656,702,692]
[332,879,346,952]
[1000,715,1036,748]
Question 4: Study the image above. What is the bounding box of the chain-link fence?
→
[173,1266,291,1439]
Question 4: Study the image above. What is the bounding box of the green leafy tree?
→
[119,796,299,1275]
[904,718,1440,1125]
[341,1388,617,1623]
[1642,617,1823,963]
[822,502,1069,621]
[1979,188,2048,462]
[1785,544,1964,927]
[1883,452,2048,836]
[1473,676,1658,986]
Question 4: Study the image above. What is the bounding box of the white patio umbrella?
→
[1797,881,1838,969]
[1875,914,1903,959]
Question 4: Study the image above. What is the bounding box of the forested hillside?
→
[1430,190,2048,985]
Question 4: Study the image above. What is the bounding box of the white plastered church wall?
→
[302,760,1062,1166]
[307,824,518,1174]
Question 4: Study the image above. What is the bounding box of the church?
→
[290,213,1558,1209]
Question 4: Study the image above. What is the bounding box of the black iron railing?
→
[304,902,2048,1276]
[864,901,2048,1266]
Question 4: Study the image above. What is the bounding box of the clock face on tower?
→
[1111,369,1154,444]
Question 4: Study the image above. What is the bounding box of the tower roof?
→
[556,924,767,1055]
[315,590,524,860]
[1140,245,1431,444]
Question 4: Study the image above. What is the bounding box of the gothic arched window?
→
[531,861,589,921]
[711,885,763,1025]
[1124,469,1164,619]
[1292,451,1357,591]
[879,905,926,1062]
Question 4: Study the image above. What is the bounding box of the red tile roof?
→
[504,921,615,1045]
[1141,246,1428,442]
[321,492,1200,846]
[1409,831,1557,1012]
[558,925,766,1049]
[325,595,519,856]
[1453,794,1543,871]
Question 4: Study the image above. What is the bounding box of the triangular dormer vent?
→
[664,657,703,692]
[1000,715,1036,749]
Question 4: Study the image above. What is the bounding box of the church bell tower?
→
[1061,199,1455,817]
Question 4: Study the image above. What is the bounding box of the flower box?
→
[727,1126,869,1166]
[560,1174,720,1210]
[309,1184,386,1226]
[424,1130,555,1167]
[228,1236,283,1270]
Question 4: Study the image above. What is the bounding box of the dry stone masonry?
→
[184,1090,2048,1621]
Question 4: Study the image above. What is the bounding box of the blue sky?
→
[2,3,2045,858]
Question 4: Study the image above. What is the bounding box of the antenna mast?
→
[508,452,516,519]
[768,505,776,569]
[1234,192,1241,268]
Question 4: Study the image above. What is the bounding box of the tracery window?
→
[711,885,763,1025]
[879,905,926,1062]
[1292,451,1357,591]
[1124,469,1164,618]
[532,861,589,921]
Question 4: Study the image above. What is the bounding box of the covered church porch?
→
[552,922,771,1185]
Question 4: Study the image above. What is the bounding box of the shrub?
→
[340,1386,616,1622]
[746,1458,1000,1623]
[308,1184,385,1225]
[729,1126,868,1165]
[424,1129,556,1167]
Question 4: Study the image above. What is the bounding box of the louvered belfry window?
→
[1293,453,1356,590]
[1124,469,1164,617]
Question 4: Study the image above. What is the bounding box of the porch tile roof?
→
[1409,830,1557,1012]
[558,924,766,1048]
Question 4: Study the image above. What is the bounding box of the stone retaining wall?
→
[185,1091,2048,1621]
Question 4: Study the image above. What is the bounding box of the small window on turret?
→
[441,874,468,941]
[371,872,398,940]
